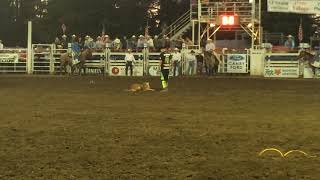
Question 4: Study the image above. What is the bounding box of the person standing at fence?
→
[147,36,155,51]
[125,49,136,76]
[61,35,68,49]
[187,50,197,76]
[172,48,182,76]
[154,35,162,51]
[113,37,122,51]
[159,48,172,92]
[0,40,4,49]
[137,35,145,51]
[284,35,295,50]
[196,51,204,75]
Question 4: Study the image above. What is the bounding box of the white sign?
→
[0,54,19,63]
[264,67,299,78]
[268,0,320,14]
[149,66,161,76]
[109,65,143,76]
[227,54,247,73]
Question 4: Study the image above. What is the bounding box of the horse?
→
[60,52,72,74]
[59,48,93,75]
[204,51,220,76]
[296,50,319,76]
[74,48,93,75]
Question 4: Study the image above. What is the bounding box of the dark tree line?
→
[0,0,318,46]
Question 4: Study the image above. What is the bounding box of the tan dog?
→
[126,82,155,92]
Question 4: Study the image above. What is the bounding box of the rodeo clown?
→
[159,48,173,92]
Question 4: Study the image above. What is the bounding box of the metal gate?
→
[32,44,54,74]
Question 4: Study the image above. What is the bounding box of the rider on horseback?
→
[204,39,219,75]
[71,35,81,65]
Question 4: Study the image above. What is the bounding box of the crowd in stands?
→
[53,34,194,52]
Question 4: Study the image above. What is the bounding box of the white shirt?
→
[205,42,215,52]
[187,53,197,62]
[0,43,3,49]
[172,52,182,62]
[125,53,136,63]
[147,39,154,48]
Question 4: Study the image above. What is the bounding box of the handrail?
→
[159,10,191,38]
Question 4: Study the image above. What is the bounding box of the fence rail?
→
[0,44,315,79]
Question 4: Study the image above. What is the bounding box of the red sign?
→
[112,67,119,74]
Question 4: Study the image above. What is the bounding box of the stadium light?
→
[210,23,216,28]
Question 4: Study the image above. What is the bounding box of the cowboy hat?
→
[287,35,293,38]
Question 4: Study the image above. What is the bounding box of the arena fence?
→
[0,44,316,78]
[264,53,300,78]
[0,48,27,73]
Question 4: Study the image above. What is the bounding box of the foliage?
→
[0,0,318,46]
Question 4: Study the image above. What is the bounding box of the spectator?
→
[284,35,295,49]
[95,36,105,50]
[164,36,171,48]
[61,35,68,49]
[0,40,3,49]
[154,35,162,51]
[187,50,197,75]
[146,36,154,51]
[71,34,77,43]
[84,35,90,48]
[125,49,136,76]
[104,35,112,48]
[88,37,96,49]
[54,37,61,49]
[127,35,137,50]
[121,36,128,50]
[137,35,145,51]
[78,36,84,49]
[113,37,122,51]
[196,51,204,75]
[172,48,182,76]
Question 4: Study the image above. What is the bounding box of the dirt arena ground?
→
[0,75,319,180]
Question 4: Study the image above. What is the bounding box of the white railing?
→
[159,10,192,40]
[0,48,27,73]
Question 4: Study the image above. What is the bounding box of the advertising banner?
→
[0,54,19,63]
[264,67,299,78]
[227,54,247,73]
[268,0,320,14]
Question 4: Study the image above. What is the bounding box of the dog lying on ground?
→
[126,82,155,92]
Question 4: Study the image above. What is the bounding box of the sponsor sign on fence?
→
[0,54,19,63]
[268,0,320,14]
[227,54,247,73]
[264,67,299,78]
